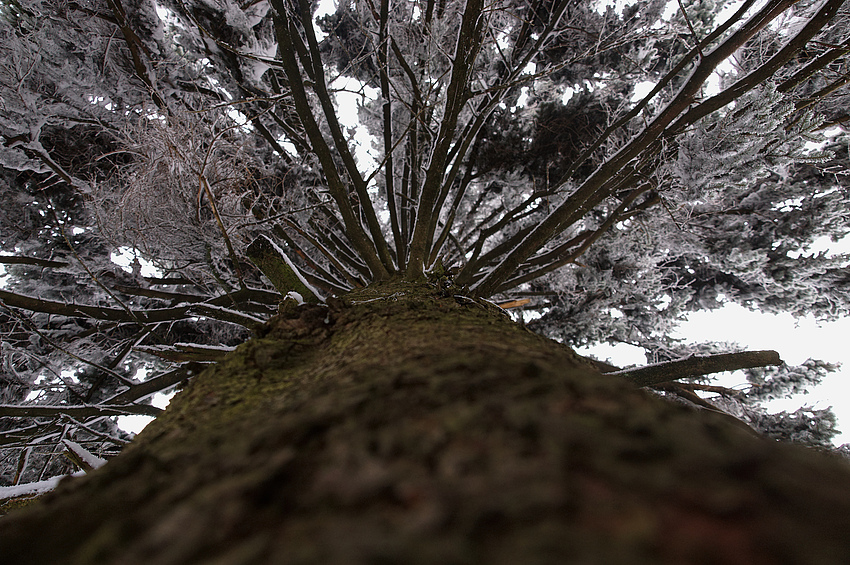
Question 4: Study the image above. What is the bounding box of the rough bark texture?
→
[2,282,850,564]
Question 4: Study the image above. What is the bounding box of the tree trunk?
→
[2,282,850,564]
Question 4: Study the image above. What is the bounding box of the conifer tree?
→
[2,1,850,560]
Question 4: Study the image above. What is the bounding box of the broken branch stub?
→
[247,235,322,304]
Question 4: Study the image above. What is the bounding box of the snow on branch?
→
[247,235,324,303]
[62,439,107,472]
[0,288,268,327]
[136,343,236,363]
[0,472,85,501]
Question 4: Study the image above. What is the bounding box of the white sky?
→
[116,390,174,436]
[580,235,850,446]
[582,306,850,446]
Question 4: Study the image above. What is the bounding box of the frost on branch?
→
[88,112,263,273]
[671,84,833,199]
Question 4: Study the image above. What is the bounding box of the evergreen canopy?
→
[1,0,849,490]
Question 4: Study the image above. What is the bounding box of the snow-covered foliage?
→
[90,110,265,271]
[673,84,832,194]
[710,358,843,448]
[2,0,850,493]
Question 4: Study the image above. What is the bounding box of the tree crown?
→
[2,0,849,491]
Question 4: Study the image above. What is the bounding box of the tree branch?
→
[247,235,322,302]
[609,350,782,388]
[496,187,660,293]
[0,403,162,418]
[0,256,69,268]
[278,220,363,289]
[778,38,850,93]
[376,0,403,264]
[291,1,395,274]
[269,1,389,280]
[667,0,846,136]
[421,0,573,272]
[105,0,168,110]
[0,288,267,327]
[470,0,802,297]
[406,0,485,276]
[106,365,201,405]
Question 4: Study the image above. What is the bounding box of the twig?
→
[0,404,162,418]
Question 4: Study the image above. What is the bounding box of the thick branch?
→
[269,1,388,280]
[106,365,200,405]
[135,344,234,363]
[247,235,322,303]
[778,38,850,93]
[0,288,264,327]
[271,225,354,293]
[0,256,69,268]
[610,350,782,388]
[470,0,802,297]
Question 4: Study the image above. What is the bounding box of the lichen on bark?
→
[1,281,850,564]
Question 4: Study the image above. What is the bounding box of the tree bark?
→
[2,282,850,564]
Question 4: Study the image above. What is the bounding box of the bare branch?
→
[0,403,162,418]
[269,0,389,279]
[610,350,783,388]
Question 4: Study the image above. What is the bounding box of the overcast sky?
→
[579,236,850,446]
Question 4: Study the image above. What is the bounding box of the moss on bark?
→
[2,281,850,564]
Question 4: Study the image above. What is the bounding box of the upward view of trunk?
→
[2,282,850,564]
